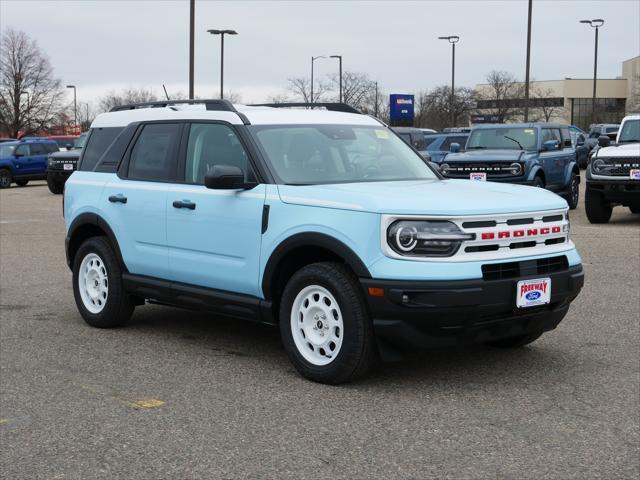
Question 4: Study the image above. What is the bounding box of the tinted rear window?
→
[79,127,125,171]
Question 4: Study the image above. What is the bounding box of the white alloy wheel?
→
[290,285,344,366]
[78,253,109,314]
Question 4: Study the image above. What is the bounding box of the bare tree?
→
[0,29,65,137]
[477,70,524,123]
[286,77,329,103]
[628,74,640,114]
[328,71,377,110]
[98,87,158,112]
[415,85,477,130]
[531,86,566,122]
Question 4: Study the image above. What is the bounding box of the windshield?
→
[467,127,537,150]
[75,133,88,149]
[0,145,16,158]
[250,125,437,185]
[618,119,640,143]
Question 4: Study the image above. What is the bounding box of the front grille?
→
[482,255,569,281]
[592,158,640,176]
[443,162,523,178]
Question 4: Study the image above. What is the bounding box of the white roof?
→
[91,103,381,128]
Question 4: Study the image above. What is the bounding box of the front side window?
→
[250,124,437,185]
[467,127,537,150]
[15,145,30,156]
[184,123,249,184]
[540,128,561,147]
[618,119,640,143]
[128,123,181,181]
[79,127,124,171]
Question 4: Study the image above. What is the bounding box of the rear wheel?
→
[72,236,134,328]
[486,331,543,348]
[47,175,64,194]
[15,179,28,187]
[280,262,376,384]
[0,169,12,188]
[585,187,612,224]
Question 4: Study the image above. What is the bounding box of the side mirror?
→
[449,142,461,153]
[204,165,256,190]
[598,135,611,148]
[576,135,585,146]
[542,140,559,151]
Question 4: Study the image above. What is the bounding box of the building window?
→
[571,98,626,130]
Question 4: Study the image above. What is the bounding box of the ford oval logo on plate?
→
[525,291,541,301]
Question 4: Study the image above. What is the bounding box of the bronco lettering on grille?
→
[480,226,561,240]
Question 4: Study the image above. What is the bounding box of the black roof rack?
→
[250,102,362,114]
[109,99,250,125]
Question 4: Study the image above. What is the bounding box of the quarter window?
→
[15,145,30,156]
[79,127,124,171]
[128,123,181,181]
[184,123,249,184]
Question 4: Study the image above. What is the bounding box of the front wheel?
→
[15,179,28,187]
[565,172,579,210]
[47,175,64,194]
[0,168,12,188]
[72,236,134,328]
[280,262,376,384]
[486,331,543,348]
[585,188,612,224]
[532,175,545,189]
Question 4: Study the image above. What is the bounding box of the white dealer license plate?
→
[470,172,486,181]
[63,163,73,171]
[516,278,551,308]
[630,169,640,180]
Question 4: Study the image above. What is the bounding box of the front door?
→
[166,122,265,297]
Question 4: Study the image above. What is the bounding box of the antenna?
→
[162,84,170,100]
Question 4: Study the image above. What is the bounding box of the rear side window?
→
[44,143,59,153]
[127,123,181,181]
[30,143,46,155]
[79,127,124,171]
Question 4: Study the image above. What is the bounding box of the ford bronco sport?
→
[64,100,584,384]
[585,114,640,223]
[440,123,581,209]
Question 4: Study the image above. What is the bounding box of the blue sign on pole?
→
[389,94,414,125]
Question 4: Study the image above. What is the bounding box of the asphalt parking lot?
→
[1,181,638,479]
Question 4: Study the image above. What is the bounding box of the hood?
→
[277,179,567,216]
[597,142,640,158]
[444,149,527,163]
[49,150,81,159]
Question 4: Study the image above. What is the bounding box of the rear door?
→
[166,122,265,296]
[102,122,182,279]
[30,143,49,174]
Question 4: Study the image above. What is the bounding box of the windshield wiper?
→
[503,135,524,150]
[618,139,639,143]
[467,146,485,149]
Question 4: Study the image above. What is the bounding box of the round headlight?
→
[440,163,450,174]
[395,225,418,252]
[592,159,605,172]
[509,162,521,175]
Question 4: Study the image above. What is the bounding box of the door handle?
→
[173,200,196,210]
[108,195,127,204]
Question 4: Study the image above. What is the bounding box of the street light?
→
[580,18,605,124]
[311,55,327,105]
[207,29,238,99]
[330,55,343,103]
[438,35,459,126]
[66,85,77,132]
[523,0,533,122]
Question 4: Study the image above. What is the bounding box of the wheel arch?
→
[66,213,126,272]
[262,232,371,311]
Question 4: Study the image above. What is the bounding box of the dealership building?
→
[474,56,639,130]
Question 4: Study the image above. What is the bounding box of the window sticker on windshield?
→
[524,129,535,134]
[375,129,389,139]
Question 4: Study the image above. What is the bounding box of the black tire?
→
[577,151,588,169]
[72,236,134,328]
[15,179,28,187]
[47,175,64,194]
[585,187,612,224]
[279,262,376,384]
[564,172,579,210]
[532,175,545,188]
[630,206,640,214]
[486,331,543,348]
[0,168,12,188]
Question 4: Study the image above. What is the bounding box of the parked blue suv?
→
[423,132,470,163]
[64,101,584,384]
[440,124,581,209]
[0,138,59,188]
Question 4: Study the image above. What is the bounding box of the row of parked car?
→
[391,117,638,223]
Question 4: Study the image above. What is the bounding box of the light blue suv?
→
[64,100,584,383]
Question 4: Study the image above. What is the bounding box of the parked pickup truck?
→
[64,101,584,384]
[585,114,640,223]
[440,123,580,209]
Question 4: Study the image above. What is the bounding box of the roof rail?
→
[109,99,237,113]
[250,102,362,114]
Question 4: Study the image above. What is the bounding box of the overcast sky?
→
[2,0,639,107]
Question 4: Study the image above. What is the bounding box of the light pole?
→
[580,18,604,124]
[311,56,326,105]
[438,35,459,126]
[523,0,533,122]
[330,55,342,103]
[207,29,238,99]
[66,85,77,132]
[189,0,195,99]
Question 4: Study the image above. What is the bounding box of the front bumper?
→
[361,264,583,350]
[47,168,74,180]
[586,179,640,205]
